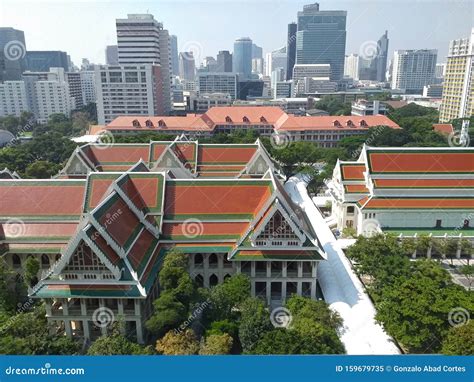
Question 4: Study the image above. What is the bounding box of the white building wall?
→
[0,81,29,117]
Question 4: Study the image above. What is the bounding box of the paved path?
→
[285,175,400,354]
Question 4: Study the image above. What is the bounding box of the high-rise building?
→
[216,50,232,72]
[65,72,84,108]
[391,49,437,93]
[374,31,389,82]
[105,45,118,65]
[202,56,218,72]
[170,35,179,76]
[440,28,474,122]
[296,3,347,81]
[80,71,96,105]
[435,63,446,79]
[22,68,75,123]
[286,22,297,80]
[95,64,164,124]
[0,81,28,117]
[292,64,336,95]
[0,27,27,81]
[116,14,172,114]
[197,72,238,99]
[344,54,360,80]
[26,51,69,72]
[233,37,253,80]
[252,58,264,75]
[265,46,287,77]
[252,43,263,59]
[179,52,196,81]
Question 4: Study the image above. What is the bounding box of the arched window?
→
[12,254,21,267]
[243,116,250,123]
[208,254,218,267]
[145,119,154,127]
[260,116,267,123]
[209,274,218,287]
[195,274,204,287]
[132,119,141,128]
[194,253,203,266]
[225,116,232,123]
[158,119,166,127]
[41,254,50,268]
[224,274,231,281]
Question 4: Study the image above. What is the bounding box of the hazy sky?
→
[0,0,472,66]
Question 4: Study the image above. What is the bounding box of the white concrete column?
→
[236,262,242,274]
[427,245,432,259]
[282,261,287,277]
[297,282,302,296]
[251,261,256,277]
[83,320,90,342]
[62,299,69,316]
[134,299,140,316]
[282,281,287,302]
[64,320,72,337]
[45,300,52,316]
[312,262,317,278]
[311,280,317,300]
[136,320,144,344]
[118,299,124,315]
[80,299,87,316]
[297,261,302,277]
[266,281,271,305]
[251,281,255,297]
[266,262,271,278]
[218,254,224,283]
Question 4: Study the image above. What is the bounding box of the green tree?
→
[155,329,199,355]
[199,333,233,355]
[87,328,153,355]
[252,328,302,354]
[25,160,60,179]
[23,256,40,287]
[238,297,272,353]
[145,291,187,337]
[441,321,474,355]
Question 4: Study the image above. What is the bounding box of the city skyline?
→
[0,0,471,66]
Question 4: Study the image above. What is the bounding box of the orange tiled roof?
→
[367,150,474,174]
[276,115,400,131]
[340,163,366,181]
[432,124,454,135]
[362,197,474,210]
[373,179,474,189]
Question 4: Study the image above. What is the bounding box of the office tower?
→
[252,43,263,59]
[116,14,172,114]
[344,54,360,80]
[296,3,347,81]
[391,49,437,93]
[0,27,27,81]
[374,31,389,82]
[286,22,297,80]
[95,64,164,124]
[170,35,179,76]
[265,46,287,77]
[292,64,336,94]
[233,37,253,80]
[179,52,196,81]
[435,63,446,79]
[202,56,218,72]
[105,45,118,65]
[216,50,232,72]
[65,72,84,108]
[197,72,238,99]
[26,51,69,72]
[440,28,474,122]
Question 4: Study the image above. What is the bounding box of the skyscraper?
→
[440,28,474,122]
[170,35,179,76]
[105,45,118,65]
[233,37,253,80]
[296,3,347,81]
[374,31,389,82]
[179,52,196,81]
[286,22,297,80]
[391,49,437,93]
[252,43,263,59]
[115,14,171,114]
[216,50,232,72]
[344,54,360,80]
[265,47,287,78]
[0,27,27,81]
[26,51,69,72]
